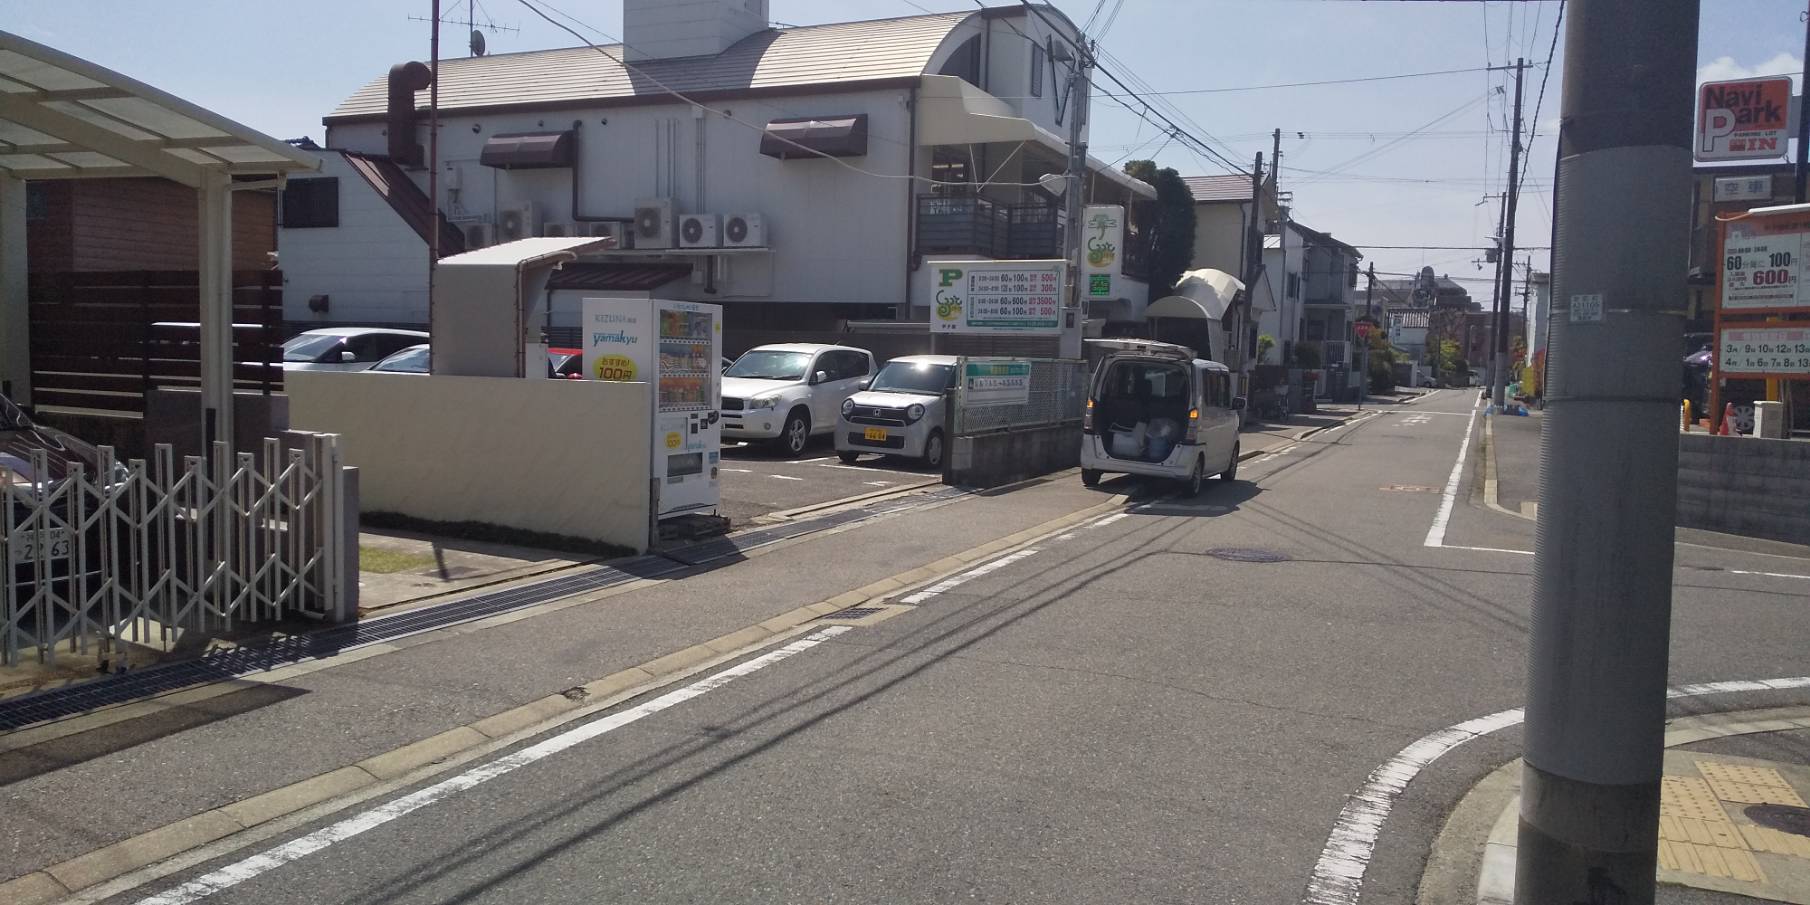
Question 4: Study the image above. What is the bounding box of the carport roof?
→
[0,29,317,186]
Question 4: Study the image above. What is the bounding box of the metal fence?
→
[950,357,1088,436]
[1,434,349,664]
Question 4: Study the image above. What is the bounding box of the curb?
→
[1417,705,1810,905]
[0,493,1131,905]
[755,478,941,523]
[1479,414,1533,522]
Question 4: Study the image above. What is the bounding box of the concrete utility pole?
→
[1494,57,1526,409]
[1516,2,1698,902]
[1487,195,1506,397]
[1059,39,1092,361]
[1361,262,1376,407]
[1798,9,1810,203]
[428,0,441,370]
[1236,151,1264,389]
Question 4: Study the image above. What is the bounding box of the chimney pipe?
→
[387,61,433,167]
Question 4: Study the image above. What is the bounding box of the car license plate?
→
[9,527,70,565]
[864,427,889,442]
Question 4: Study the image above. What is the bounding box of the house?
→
[1183,173,1275,279]
[29,177,274,274]
[1387,308,1430,365]
[281,1,1157,349]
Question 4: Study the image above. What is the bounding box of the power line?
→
[1517,0,1564,198]
[1294,94,1490,185]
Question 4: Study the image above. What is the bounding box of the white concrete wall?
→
[278,152,431,325]
[623,0,768,61]
[286,371,653,551]
[974,12,1078,140]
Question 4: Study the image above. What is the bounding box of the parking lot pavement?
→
[717,439,939,526]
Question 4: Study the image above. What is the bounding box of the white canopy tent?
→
[1147,268,1244,365]
[0,29,318,447]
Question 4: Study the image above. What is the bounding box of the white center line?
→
[1423,405,1481,549]
[132,628,852,905]
[899,549,1041,604]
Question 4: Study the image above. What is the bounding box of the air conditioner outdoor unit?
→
[633,198,675,249]
[722,213,766,248]
[679,214,721,249]
[541,221,575,238]
[463,222,496,249]
[583,221,623,241]
[498,203,537,242]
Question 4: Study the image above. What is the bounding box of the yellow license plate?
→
[864,427,889,441]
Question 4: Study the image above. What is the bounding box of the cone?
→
[1719,403,1736,436]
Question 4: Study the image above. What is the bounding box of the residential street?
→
[57,389,1809,905]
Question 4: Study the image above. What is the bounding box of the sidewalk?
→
[1483,408,1543,520]
[1425,708,1810,904]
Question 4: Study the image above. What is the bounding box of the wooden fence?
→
[27,270,283,415]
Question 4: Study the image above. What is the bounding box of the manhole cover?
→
[1201,548,1290,563]
[1746,803,1810,837]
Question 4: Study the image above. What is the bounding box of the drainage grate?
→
[1201,548,1291,563]
[0,485,969,732]
[1746,804,1810,837]
[817,607,885,621]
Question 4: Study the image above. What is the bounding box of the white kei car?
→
[834,355,959,469]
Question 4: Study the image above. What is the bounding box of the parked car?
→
[281,327,429,371]
[1079,340,1242,495]
[549,347,585,379]
[721,344,875,455]
[835,355,959,468]
[370,344,431,374]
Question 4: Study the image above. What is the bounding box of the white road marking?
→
[1423,405,1480,549]
[1094,513,1131,527]
[1440,544,1534,556]
[132,627,852,905]
[720,468,753,474]
[1727,569,1810,580]
[899,549,1041,604]
[1054,533,1077,542]
[1305,675,1810,905]
[815,464,922,476]
[863,481,893,487]
[797,457,834,463]
[768,474,804,481]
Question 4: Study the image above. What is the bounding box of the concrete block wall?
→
[1677,434,1810,547]
[947,423,1080,489]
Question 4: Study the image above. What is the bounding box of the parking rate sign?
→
[1697,77,1791,161]
[1722,212,1810,313]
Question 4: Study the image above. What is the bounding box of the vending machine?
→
[581,296,723,520]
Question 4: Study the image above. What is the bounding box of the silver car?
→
[282,328,429,371]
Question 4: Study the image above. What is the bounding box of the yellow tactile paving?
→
[1739,822,1810,860]
[1659,841,1680,871]
[1662,776,1734,822]
[1725,849,1767,883]
[1698,760,1809,807]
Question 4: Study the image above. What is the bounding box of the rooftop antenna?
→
[407,0,516,56]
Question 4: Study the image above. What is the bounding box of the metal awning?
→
[0,29,318,186]
[916,74,1156,200]
[1148,269,1245,321]
[760,115,869,159]
[479,130,574,169]
[545,262,692,292]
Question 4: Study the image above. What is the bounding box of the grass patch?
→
[359,546,439,575]
[360,511,635,560]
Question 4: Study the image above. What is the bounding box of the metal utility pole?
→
[1059,40,1092,360]
[1361,262,1376,407]
[1798,10,1810,203]
[428,0,441,368]
[1494,58,1526,409]
[1516,2,1698,902]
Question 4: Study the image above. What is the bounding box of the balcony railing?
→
[916,195,1152,280]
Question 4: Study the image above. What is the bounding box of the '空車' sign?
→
[1697,77,1791,161]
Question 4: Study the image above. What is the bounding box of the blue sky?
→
[12,0,1804,292]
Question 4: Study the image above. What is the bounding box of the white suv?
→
[721,344,875,455]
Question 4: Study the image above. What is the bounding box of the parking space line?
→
[814,463,927,476]
[768,475,804,481]
[720,468,753,474]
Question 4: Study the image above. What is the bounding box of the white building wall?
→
[278,152,430,325]
[325,85,916,326]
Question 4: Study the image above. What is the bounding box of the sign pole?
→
[1798,13,1810,202]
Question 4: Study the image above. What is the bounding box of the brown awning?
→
[544,262,693,292]
[479,130,574,169]
[759,115,868,160]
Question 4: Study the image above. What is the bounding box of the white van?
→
[1079,340,1242,494]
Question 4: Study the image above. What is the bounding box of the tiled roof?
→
[1182,174,1258,202]
[327,13,974,121]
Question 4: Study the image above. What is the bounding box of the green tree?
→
[1123,160,1197,300]
[1256,333,1276,364]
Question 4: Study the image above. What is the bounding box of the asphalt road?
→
[717,439,938,526]
[101,390,1810,905]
